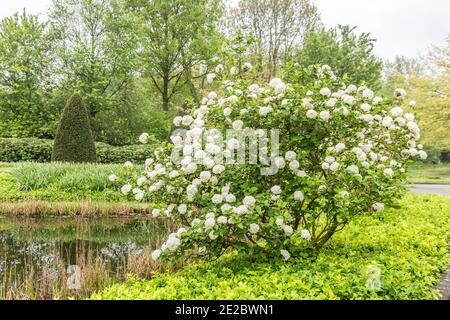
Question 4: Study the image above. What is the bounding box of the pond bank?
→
[0,201,152,217]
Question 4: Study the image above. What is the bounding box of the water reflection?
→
[0,216,168,299]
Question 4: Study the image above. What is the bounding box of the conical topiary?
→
[52,93,96,163]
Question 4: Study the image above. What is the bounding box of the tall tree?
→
[0,12,55,138]
[49,0,141,137]
[295,25,383,89]
[126,0,223,111]
[228,0,322,77]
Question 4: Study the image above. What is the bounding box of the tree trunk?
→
[162,75,170,111]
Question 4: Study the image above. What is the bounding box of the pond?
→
[0,216,169,299]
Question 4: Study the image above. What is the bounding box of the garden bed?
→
[92,194,450,300]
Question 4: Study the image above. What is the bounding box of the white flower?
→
[283,225,293,236]
[178,204,187,214]
[271,185,282,195]
[205,217,216,230]
[200,171,211,182]
[360,103,372,112]
[409,100,416,107]
[215,64,224,73]
[362,89,374,99]
[206,73,216,83]
[306,109,317,119]
[243,196,256,207]
[269,78,287,94]
[275,218,284,226]
[176,228,187,237]
[383,168,394,178]
[205,212,215,220]
[404,113,415,121]
[108,174,117,182]
[225,194,236,203]
[135,191,145,201]
[173,116,183,126]
[274,157,286,169]
[330,162,340,171]
[232,120,244,130]
[346,84,357,93]
[391,107,403,117]
[289,160,300,170]
[280,249,290,261]
[243,62,253,70]
[418,150,428,160]
[209,231,218,240]
[151,249,161,261]
[302,98,313,108]
[335,143,346,153]
[322,162,330,170]
[182,115,194,126]
[343,95,355,105]
[208,91,218,100]
[382,116,393,128]
[123,161,133,167]
[212,194,223,204]
[249,223,260,234]
[320,87,331,97]
[152,209,161,218]
[296,170,307,178]
[230,66,238,75]
[372,202,385,212]
[285,151,297,161]
[259,106,273,116]
[346,165,360,175]
[320,110,330,121]
[233,205,248,215]
[169,170,179,179]
[301,229,311,240]
[139,133,149,144]
[212,164,225,175]
[121,184,132,195]
[373,97,383,105]
[217,216,228,224]
[223,107,232,117]
[325,98,336,107]
[394,88,407,98]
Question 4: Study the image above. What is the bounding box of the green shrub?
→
[92,194,450,300]
[0,138,153,164]
[52,93,97,163]
[0,138,53,162]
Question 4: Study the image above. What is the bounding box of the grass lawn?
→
[92,193,450,300]
[408,163,450,184]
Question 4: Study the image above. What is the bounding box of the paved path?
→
[409,184,450,197]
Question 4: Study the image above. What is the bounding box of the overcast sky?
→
[0,0,449,61]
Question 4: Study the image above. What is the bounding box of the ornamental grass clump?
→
[112,64,427,262]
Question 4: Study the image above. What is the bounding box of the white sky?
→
[0,0,449,61]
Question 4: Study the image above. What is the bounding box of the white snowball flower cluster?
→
[112,63,426,262]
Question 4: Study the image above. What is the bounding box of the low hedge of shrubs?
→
[0,138,153,164]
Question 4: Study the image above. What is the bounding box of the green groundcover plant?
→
[92,194,450,300]
[112,63,427,262]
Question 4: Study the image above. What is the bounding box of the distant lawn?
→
[408,163,450,184]
[0,162,151,216]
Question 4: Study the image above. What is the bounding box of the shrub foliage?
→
[52,93,97,163]
[115,64,427,262]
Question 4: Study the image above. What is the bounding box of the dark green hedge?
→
[52,93,97,163]
[0,138,151,164]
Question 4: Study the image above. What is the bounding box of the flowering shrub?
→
[112,63,426,262]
